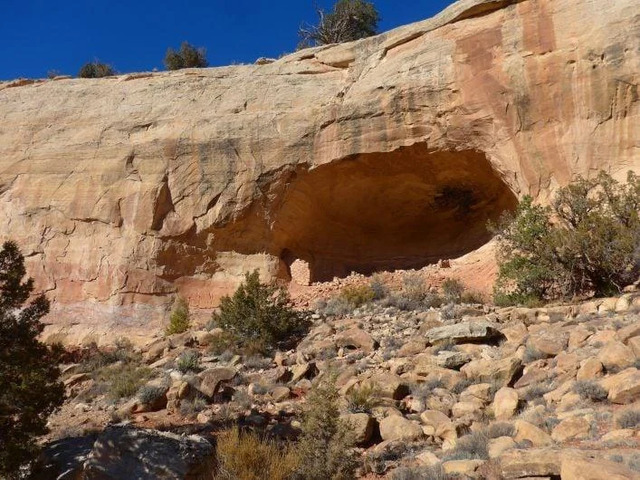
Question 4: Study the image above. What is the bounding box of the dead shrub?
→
[214,428,299,480]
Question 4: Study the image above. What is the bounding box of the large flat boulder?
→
[499,449,561,479]
[424,321,503,345]
[561,451,638,480]
[83,426,214,480]
[461,356,522,387]
[601,368,640,404]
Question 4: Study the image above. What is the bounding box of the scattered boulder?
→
[335,327,379,353]
[569,327,592,349]
[420,410,456,441]
[424,321,503,344]
[452,400,484,419]
[144,339,170,363]
[412,363,465,389]
[291,362,318,383]
[459,383,493,404]
[489,436,516,458]
[442,459,484,476]
[197,367,236,399]
[493,387,519,420]
[514,420,552,447]
[365,373,411,400]
[560,451,638,480]
[513,366,549,389]
[64,373,90,388]
[627,336,640,357]
[133,380,169,413]
[597,341,636,371]
[461,356,522,387]
[601,368,640,404]
[416,450,440,466]
[342,413,375,445]
[499,449,561,479]
[34,433,99,480]
[270,386,291,402]
[601,429,636,442]
[576,358,604,381]
[616,322,640,343]
[379,415,423,442]
[528,331,568,357]
[501,322,528,345]
[433,351,472,369]
[551,416,591,442]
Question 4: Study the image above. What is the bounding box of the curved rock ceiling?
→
[270,146,517,281]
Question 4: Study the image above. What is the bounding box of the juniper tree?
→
[0,241,64,478]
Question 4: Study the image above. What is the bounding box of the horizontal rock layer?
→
[0,0,638,342]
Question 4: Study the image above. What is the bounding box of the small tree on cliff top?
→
[164,42,208,70]
[78,61,115,78]
[0,241,64,478]
[298,0,380,48]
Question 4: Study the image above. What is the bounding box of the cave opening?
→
[271,144,518,283]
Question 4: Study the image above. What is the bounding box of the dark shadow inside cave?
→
[271,144,517,282]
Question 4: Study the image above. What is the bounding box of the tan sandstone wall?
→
[0,0,638,343]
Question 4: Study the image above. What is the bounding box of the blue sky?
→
[0,1,456,80]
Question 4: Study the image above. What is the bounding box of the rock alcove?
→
[270,144,518,282]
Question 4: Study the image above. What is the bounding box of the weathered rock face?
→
[0,0,639,342]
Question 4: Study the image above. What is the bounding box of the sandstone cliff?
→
[0,0,638,342]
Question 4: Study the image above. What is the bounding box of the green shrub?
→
[137,385,167,405]
[176,349,201,373]
[345,383,380,414]
[369,274,389,300]
[209,270,308,355]
[78,61,115,78]
[164,42,208,70]
[442,278,465,303]
[486,422,516,439]
[316,296,352,316]
[77,337,139,374]
[444,431,489,461]
[616,410,640,429]
[0,242,64,477]
[381,273,443,311]
[179,395,209,418]
[208,331,236,357]
[166,296,190,336]
[339,284,375,308]
[296,378,359,480]
[97,364,151,400]
[214,428,299,480]
[460,290,486,305]
[451,378,474,395]
[522,344,548,363]
[491,171,640,304]
[402,273,428,301]
[573,380,608,402]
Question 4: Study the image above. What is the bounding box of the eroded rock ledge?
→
[0,0,638,341]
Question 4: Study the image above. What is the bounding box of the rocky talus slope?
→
[1,0,639,341]
[41,294,640,479]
